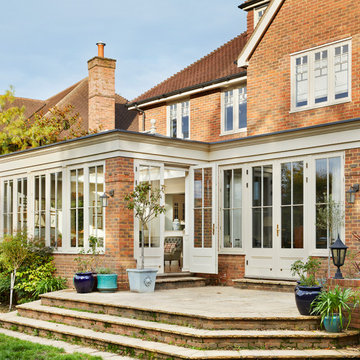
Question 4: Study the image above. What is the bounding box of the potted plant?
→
[96,267,118,293]
[311,286,360,332]
[125,182,165,292]
[291,257,322,315]
[88,235,101,291]
[73,250,94,293]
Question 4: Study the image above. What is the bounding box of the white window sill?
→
[220,128,247,137]
[219,249,245,255]
[290,98,351,114]
[52,248,105,255]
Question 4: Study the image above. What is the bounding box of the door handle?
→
[276,224,280,237]
[212,224,215,235]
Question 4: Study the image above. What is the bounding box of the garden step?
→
[0,311,359,360]
[40,291,319,330]
[155,276,207,290]
[233,278,297,293]
[17,301,360,350]
[157,272,193,278]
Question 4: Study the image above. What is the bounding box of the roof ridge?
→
[132,31,247,103]
[13,96,45,102]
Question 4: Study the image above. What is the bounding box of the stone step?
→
[40,292,320,330]
[157,272,193,278]
[17,301,360,350]
[233,278,297,293]
[0,311,359,360]
[155,276,207,290]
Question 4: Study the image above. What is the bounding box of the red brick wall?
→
[247,0,360,136]
[142,90,247,142]
[54,156,136,290]
[327,279,360,329]
[247,10,254,40]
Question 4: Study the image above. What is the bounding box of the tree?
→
[125,182,165,270]
[0,233,30,311]
[0,88,100,154]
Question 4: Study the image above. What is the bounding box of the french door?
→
[189,164,218,274]
[246,158,308,279]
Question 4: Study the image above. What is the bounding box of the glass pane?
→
[293,205,304,248]
[204,168,212,208]
[253,167,261,207]
[233,209,242,248]
[233,169,242,207]
[50,173,56,208]
[89,207,95,237]
[316,159,327,203]
[78,209,84,247]
[223,209,231,248]
[70,170,77,207]
[296,55,308,107]
[281,206,291,248]
[225,106,233,131]
[182,116,189,139]
[57,173,62,209]
[316,204,327,249]
[78,169,84,208]
[194,209,202,248]
[223,170,231,209]
[263,165,272,206]
[204,208,212,248]
[252,208,261,248]
[40,175,46,210]
[314,50,328,103]
[293,162,303,205]
[238,87,247,129]
[329,157,341,202]
[281,163,291,205]
[139,165,149,183]
[149,216,160,247]
[194,169,202,208]
[71,209,76,247]
[263,207,272,248]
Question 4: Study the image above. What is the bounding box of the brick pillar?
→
[88,56,116,130]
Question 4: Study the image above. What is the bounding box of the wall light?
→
[100,190,114,207]
[346,184,359,204]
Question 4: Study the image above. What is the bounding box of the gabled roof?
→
[237,0,284,67]
[13,79,138,131]
[131,32,248,105]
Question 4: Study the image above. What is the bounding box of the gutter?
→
[127,71,247,109]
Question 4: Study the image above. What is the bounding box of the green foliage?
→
[290,257,321,286]
[0,88,101,155]
[74,236,100,273]
[96,267,113,274]
[311,286,360,330]
[0,332,103,359]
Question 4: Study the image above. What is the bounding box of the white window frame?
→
[221,85,247,136]
[219,165,245,254]
[67,161,106,253]
[290,38,352,113]
[166,100,190,139]
[254,5,268,27]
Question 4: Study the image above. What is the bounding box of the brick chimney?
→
[88,42,116,130]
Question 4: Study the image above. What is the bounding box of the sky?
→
[0,1,247,102]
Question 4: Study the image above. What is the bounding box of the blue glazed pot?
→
[97,274,118,293]
[323,315,342,332]
[73,272,94,293]
[295,285,322,316]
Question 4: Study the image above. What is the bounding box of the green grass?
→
[0,333,102,360]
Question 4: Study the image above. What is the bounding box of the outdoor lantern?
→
[330,235,348,279]
[100,190,114,207]
[346,184,359,204]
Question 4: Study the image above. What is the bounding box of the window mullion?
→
[328,46,335,102]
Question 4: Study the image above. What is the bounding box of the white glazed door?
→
[189,165,218,274]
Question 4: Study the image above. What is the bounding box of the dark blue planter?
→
[97,274,118,293]
[323,315,342,332]
[73,272,94,293]
[295,285,322,316]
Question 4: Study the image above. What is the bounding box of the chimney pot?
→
[96,42,106,57]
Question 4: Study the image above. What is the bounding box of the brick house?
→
[1,0,359,287]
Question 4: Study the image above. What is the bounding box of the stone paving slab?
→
[0,327,133,359]
[42,286,305,318]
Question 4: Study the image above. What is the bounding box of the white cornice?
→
[237,0,284,67]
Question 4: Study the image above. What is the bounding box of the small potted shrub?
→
[73,251,94,293]
[291,257,322,315]
[96,267,118,293]
[311,286,360,332]
[125,182,165,292]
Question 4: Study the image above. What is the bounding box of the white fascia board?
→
[237,0,284,67]
[128,77,247,110]
[209,122,360,163]
[241,0,270,11]
[0,132,209,177]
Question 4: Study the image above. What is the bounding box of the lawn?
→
[0,333,102,360]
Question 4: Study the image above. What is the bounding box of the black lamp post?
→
[329,235,348,279]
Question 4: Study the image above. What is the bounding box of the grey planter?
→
[126,268,158,293]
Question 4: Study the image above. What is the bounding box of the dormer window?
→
[254,5,267,27]
[291,39,351,112]
[168,101,190,139]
